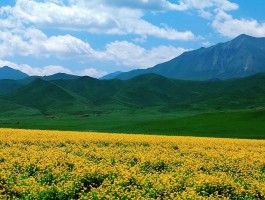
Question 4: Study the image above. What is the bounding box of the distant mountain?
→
[42,73,80,81]
[0,73,80,95]
[0,66,29,80]
[114,34,265,80]
[0,66,79,81]
[100,71,123,80]
[2,72,265,115]
[15,73,80,86]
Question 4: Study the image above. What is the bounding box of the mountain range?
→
[1,35,265,82]
[0,66,80,85]
[1,72,265,116]
[102,34,265,80]
[0,66,29,80]
[1,34,265,116]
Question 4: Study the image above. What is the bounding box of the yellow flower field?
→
[0,128,265,199]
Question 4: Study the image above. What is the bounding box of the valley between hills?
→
[1,34,265,139]
[1,72,265,139]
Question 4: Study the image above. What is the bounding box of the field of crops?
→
[1,128,265,199]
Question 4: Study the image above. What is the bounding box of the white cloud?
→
[42,35,95,58]
[0,59,71,76]
[66,0,189,11]
[202,41,211,47]
[0,28,96,59]
[133,35,147,43]
[0,30,37,58]
[41,65,73,76]
[212,10,265,38]
[174,0,238,20]
[198,10,212,19]
[0,59,107,78]
[0,60,28,73]
[102,41,188,68]
[0,0,194,41]
[119,18,194,40]
[0,27,188,69]
[99,0,185,11]
[178,0,238,11]
[79,68,107,78]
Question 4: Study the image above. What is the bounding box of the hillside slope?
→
[2,73,265,115]
[0,66,29,80]
[0,80,24,95]
[4,78,93,115]
[114,34,265,80]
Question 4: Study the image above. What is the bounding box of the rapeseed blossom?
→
[0,128,265,199]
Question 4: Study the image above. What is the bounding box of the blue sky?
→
[0,0,265,78]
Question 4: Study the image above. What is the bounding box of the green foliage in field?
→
[1,109,265,139]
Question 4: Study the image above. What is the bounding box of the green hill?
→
[0,79,24,95]
[199,73,265,109]
[3,78,92,115]
[17,73,80,85]
[42,73,80,81]
[1,73,265,138]
[0,99,41,118]
[2,73,265,116]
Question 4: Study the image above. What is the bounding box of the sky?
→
[0,0,265,78]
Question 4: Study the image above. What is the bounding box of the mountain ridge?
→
[0,66,80,82]
[2,72,265,115]
[2,34,265,82]
[0,66,29,80]
[111,34,265,80]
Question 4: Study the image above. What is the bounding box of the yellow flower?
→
[1,128,265,199]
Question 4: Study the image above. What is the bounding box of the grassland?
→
[1,109,265,139]
[1,128,265,199]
